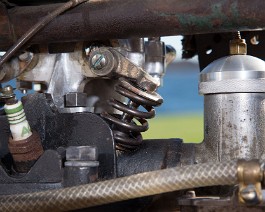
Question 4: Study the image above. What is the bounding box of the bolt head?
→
[240,185,258,203]
[66,146,98,161]
[229,39,247,55]
[64,92,87,107]
[91,54,106,70]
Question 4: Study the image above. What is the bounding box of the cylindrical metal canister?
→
[197,55,265,162]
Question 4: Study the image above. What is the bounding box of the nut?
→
[64,92,87,107]
[0,85,15,100]
[66,146,98,161]
[229,39,247,55]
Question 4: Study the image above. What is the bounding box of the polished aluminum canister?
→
[197,55,265,163]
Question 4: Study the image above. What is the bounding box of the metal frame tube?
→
[1,0,265,50]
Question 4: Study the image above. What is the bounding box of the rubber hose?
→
[0,161,237,212]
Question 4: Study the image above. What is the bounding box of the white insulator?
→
[4,101,32,141]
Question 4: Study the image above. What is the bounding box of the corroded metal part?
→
[0,3,13,50]
[2,0,265,49]
[197,54,265,163]
[238,160,263,205]
[8,131,44,172]
[87,47,160,91]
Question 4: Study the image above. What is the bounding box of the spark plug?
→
[3,88,43,173]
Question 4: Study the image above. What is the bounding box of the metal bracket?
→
[238,159,263,205]
[87,47,160,92]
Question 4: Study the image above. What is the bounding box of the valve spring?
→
[101,78,163,151]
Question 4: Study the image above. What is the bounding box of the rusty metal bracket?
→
[238,159,263,205]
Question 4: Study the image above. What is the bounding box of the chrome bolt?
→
[240,185,258,203]
[91,54,106,70]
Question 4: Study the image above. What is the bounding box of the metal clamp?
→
[238,159,263,205]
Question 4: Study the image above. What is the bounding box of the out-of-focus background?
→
[143,36,203,143]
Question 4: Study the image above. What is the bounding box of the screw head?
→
[91,54,106,70]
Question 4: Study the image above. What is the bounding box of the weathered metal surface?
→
[0,3,14,50]
[18,93,117,179]
[117,139,183,177]
[196,93,265,163]
[8,131,44,172]
[2,0,265,49]
[197,52,265,163]
[0,150,62,195]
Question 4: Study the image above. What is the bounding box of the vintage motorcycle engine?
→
[1,0,265,211]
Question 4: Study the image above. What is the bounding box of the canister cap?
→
[199,55,265,94]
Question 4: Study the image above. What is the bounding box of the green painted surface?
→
[143,113,203,143]
[5,103,23,114]
[155,1,254,31]
[21,125,31,137]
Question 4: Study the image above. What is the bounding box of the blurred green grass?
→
[143,113,203,143]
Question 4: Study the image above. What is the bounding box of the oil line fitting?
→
[237,159,263,205]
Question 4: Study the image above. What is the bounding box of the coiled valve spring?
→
[101,78,163,151]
